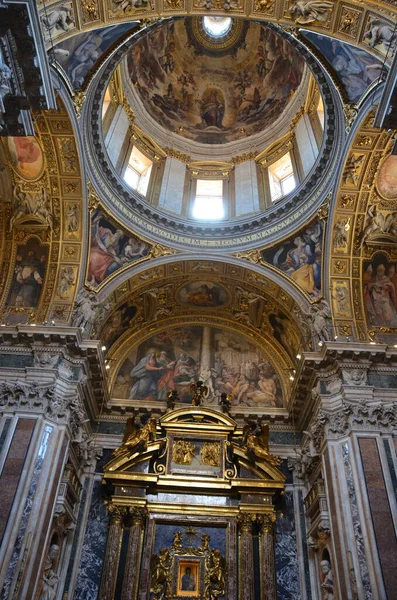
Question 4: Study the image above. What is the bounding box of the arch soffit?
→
[40,0,397,67]
[328,103,397,342]
[0,94,85,325]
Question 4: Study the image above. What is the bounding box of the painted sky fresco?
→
[126,19,305,144]
[302,31,384,102]
[262,219,323,297]
[113,325,283,407]
[53,22,138,89]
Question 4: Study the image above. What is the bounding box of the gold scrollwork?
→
[172,439,196,465]
[200,442,220,467]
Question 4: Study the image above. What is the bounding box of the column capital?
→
[107,504,127,525]
[130,506,148,527]
[237,513,255,533]
[256,513,276,534]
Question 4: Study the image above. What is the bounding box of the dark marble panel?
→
[115,528,130,599]
[298,490,312,600]
[368,373,397,388]
[63,478,89,595]
[278,459,294,485]
[97,422,125,435]
[95,448,115,473]
[73,480,109,600]
[154,523,226,556]
[270,432,302,445]
[383,439,397,503]
[275,492,300,599]
[0,354,33,368]
[0,419,12,457]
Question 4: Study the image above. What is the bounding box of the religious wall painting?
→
[6,238,48,309]
[63,201,81,239]
[100,301,138,348]
[363,15,397,58]
[331,280,352,318]
[126,19,305,144]
[301,31,384,102]
[363,252,397,328]
[376,155,397,200]
[176,280,229,308]
[53,22,138,89]
[261,219,323,297]
[177,561,200,596]
[88,209,151,287]
[113,325,283,407]
[7,137,44,180]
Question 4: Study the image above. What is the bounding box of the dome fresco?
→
[125,18,305,144]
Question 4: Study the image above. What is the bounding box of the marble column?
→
[99,505,125,600]
[121,508,147,600]
[257,514,277,600]
[200,326,213,374]
[238,514,255,600]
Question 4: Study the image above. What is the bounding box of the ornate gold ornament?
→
[172,439,196,465]
[113,416,157,456]
[73,91,87,117]
[242,422,281,467]
[149,243,178,259]
[233,248,263,264]
[150,532,226,600]
[200,442,220,467]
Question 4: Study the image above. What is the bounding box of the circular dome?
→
[125,18,305,145]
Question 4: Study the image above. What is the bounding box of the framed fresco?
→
[176,281,229,308]
[6,238,48,309]
[112,325,283,408]
[87,209,150,288]
[177,561,200,596]
[363,252,397,328]
[261,219,323,297]
[7,137,44,180]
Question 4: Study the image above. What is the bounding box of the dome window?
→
[202,16,232,38]
[124,146,153,196]
[193,179,224,220]
[268,152,296,202]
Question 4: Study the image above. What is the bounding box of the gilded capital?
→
[237,513,255,533]
[131,507,148,527]
[256,513,276,534]
[108,504,126,524]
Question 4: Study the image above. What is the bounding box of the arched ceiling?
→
[0,94,85,325]
[40,0,397,70]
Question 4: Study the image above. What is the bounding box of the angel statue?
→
[242,420,281,467]
[219,392,233,414]
[190,380,208,406]
[166,389,178,411]
[150,548,171,600]
[113,415,157,456]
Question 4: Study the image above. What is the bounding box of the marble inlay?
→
[63,478,89,595]
[383,439,397,503]
[298,490,312,600]
[0,354,33,368]
[73,480,109,600]
[0,425,52,600]
[342,442,373,600]
[0,418,12,460]
[274,491,300,599]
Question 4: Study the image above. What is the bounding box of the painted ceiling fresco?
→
[301,31,384,103]
[53,22,138,89]
[125,18,305,144]
[113,325,284,407]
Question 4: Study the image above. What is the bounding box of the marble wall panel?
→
[0,418,35,543]
[73,480,109,600]
[0,418,12,457]
[383,439,397,504]
[359,438,397,598]
[274,491,300,599]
